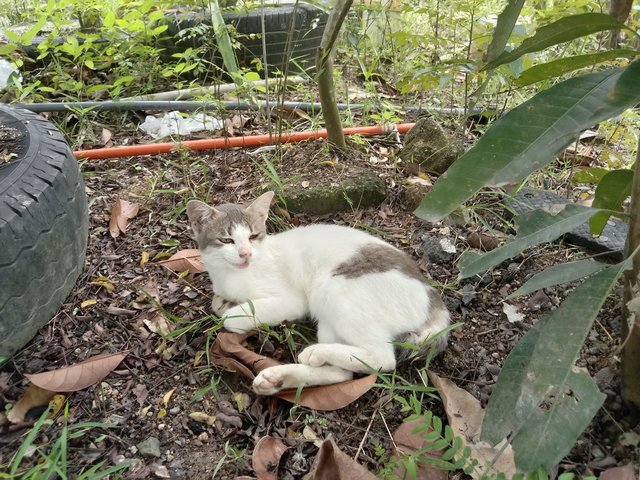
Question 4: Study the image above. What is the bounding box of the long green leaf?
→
[414,59,640,222]
[507,259,607,298]
[484,13,628,70]
[515,49,639,87]
[457,205,599,279]
[484,0,526,64]
[571,166,609,184]
[208,0,239,77]
[481,256,633,471]
[589,168,633,234]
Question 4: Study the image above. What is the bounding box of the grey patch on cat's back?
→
[333,243,425,283]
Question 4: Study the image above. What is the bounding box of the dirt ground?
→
[0,110,638,479]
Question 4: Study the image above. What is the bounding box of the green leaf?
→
[515,50,639,87]
[507,259,607,298]
[20,16,47,45]
[572,167,609,184]
[484,13,629,70]
[209,0,239,77]
[484,0,525,64]
[414,59,640,222]
[104,11,116,28]
[589,169,633,235]
[481,257,633,471]
[458,205,598,279]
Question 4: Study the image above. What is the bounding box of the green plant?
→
[2,405,133,479]
[415,6,640,474]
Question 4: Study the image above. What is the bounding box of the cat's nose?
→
[239,249,252,260]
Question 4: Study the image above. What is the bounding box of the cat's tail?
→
[396,288,451,365]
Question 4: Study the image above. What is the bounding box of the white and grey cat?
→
[186,191,450,395]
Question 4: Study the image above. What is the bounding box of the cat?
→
[186,191,450,395]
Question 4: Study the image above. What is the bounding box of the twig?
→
[353,408,377,461]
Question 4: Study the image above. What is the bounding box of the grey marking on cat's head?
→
[333,243,425,283]
[186,191,274,250]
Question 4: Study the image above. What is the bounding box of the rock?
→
[137,437,161,458]
[277,170,387,215]
[400,117,465,174]
[403,182,429,210]
[417,235,456,264]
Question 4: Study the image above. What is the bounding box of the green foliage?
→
[515,49,639,87]
[415,60,640,222]
[482,258,632,471]
[483,13,630,70]
[457,204,599,279]
[589,168,633,234]
[2,405,133,479]
[507,258,606,299]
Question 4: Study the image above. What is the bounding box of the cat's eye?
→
[249,233,259,240]
[218,238,233,244]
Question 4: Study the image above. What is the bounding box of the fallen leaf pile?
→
[248,436,377,480]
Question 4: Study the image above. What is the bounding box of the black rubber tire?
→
[0,106,88,359]
[161,3,328,76]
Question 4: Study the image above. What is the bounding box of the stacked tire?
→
[0,106,88,359]
[162,2,328,76]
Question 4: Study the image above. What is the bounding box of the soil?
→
[0,113,638,479]
[0,122,24,169]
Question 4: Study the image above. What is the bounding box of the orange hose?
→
[74,123,415,160]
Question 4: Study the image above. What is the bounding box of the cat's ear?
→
[186,200,217,235]
[245,191,274,223]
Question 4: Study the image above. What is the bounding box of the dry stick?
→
[621,131,640,408]
[354,408,378,461]
[379,409,398,453]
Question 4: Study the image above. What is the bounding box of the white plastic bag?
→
[139,111,223,139]
[0,59,20,89]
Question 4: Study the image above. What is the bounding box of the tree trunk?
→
[607,0,633,48]
[316,0,353,152]
[621,133,640,408]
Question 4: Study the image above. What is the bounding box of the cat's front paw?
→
[223,305,257,333]
[298,344,330,367]
[253,367,287,395]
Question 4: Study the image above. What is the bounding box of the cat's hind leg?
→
[298,342,396,373]
[252,364,353,395]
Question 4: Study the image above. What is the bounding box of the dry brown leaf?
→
[26,352,127,392]
[276,375,377,411]
[101,128,113,147]
[109,197,140,238]
[303,438,377,480]
[156,249,205,273]
[428,372,516,479]
[189,411,216,426]
[391,419,448,480]
[6,385,55,424]
[211,333,376,411]
[599,464,636,480]
[252,436,289,480]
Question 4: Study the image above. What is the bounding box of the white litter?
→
[139,111,223,139]
[503,302,524,323]
[0,59,20,89]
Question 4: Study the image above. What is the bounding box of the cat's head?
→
[186,191,274,270]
